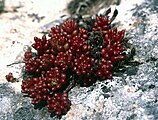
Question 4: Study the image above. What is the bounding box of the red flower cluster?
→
[47,93,71,116]
[22,77,49,104]
[8,14,125,116]
[5,72,15,82]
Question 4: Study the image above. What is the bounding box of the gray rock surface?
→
[0,0,158,120]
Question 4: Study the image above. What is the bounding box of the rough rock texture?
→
[0,0,158,120]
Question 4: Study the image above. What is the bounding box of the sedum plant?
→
[6,9,126,117]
